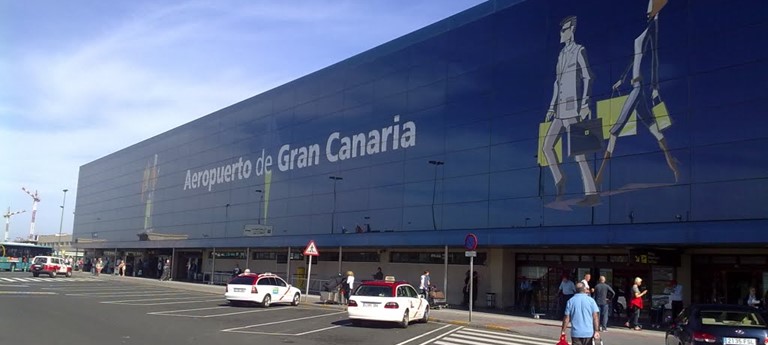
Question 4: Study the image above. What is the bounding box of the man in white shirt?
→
[420,271,431,303]
[580,273,593,296]
[666,280,683,318]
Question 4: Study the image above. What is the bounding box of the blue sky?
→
[0,0,485,241]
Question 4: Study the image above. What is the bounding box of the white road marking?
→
[148,306,230,315]
[0,284,30,288]
[294,324,342,336]
[0,291,58,295]
[395,324,457,345]
[428,327,556,345]
[151,307,281,318]
[67,291,195,297]
[107,299,223,306]
[101,296,218,303]
[221,311,345,332]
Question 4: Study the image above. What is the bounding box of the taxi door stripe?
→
[278,288,292,301]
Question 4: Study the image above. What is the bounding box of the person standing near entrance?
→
[593,276,615,332]
[746,287,761,308]
[558,275,577,319]
[665,280,683,318]
[580,273,593,296]
[561,282,601,345]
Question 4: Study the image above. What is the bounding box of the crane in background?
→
[21,187,41,241]
[3,207,27,242]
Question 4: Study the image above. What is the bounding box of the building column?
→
[679,253,692,306]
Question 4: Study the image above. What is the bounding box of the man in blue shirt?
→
[561,282,601,345]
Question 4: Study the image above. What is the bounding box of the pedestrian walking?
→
[625,277,647,330]
[580,273,593,296]
[160,259,171,281]
[343,271,355,303]
[593,275,615,331]
[561,282,601,345]
[95,258,103,276]
[419,271,431,297]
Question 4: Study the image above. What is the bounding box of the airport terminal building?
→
[74,0,768,315]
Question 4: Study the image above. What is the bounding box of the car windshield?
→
[355,285,393,297]
[228,276,256,285]
[33,257,47,264]
[699,309,766,327]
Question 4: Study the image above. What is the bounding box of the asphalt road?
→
[0,271,562,345]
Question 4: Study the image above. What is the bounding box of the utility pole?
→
[329,176,343,234]
[58,189,69,255]
[3,207,27,242]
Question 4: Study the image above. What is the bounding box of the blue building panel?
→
[75,0,768,249]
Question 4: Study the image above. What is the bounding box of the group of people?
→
[558,272,687,344]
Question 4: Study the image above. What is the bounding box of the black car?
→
[666,304,767,345]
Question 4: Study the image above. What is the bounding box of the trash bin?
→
[486,292,496,308]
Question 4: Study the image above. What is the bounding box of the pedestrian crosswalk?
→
[432,327,554,345]
[0,277,99,283]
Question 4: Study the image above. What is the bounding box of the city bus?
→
[0,242,53,271]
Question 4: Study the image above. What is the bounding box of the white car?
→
[30,256,72,278]
[347,276,430,328]
[224,272,301,307]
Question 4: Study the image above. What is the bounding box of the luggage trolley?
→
[428,285,448,309]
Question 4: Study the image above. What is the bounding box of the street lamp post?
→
[329,176,343,234]
[58,189,68,256]
[254,189,263,224]
[428,160,444,231]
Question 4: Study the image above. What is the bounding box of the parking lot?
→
[0,271,561,345]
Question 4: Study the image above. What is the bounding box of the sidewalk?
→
[79,271,666,341]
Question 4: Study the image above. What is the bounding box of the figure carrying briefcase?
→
[568,116,604,156]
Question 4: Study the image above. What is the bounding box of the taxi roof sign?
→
[303,240,319,256]
[384,276,396,282]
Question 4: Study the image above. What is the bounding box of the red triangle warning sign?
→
[303,240,319,256]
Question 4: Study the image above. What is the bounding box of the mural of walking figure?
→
[543,15,599,207]
[595,0,679,185]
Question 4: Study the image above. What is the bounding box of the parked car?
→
[224,272,301,307]
[30,256,72,278]
[665,304,767,345]
[347,276,429,328]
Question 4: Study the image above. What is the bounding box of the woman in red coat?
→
[625,277,647,330]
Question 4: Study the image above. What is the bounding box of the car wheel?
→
[49,271,56,278]
[292,293,300,306]
[66,271,72,278]
[399,310,409,328]
[262,294,271,308]
[420,306,430,323]
[32,272,39,277]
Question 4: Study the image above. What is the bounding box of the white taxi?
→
[347,276,430,328]
[30,256,72,278]
[224,272,301,307]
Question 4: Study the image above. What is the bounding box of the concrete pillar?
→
[487,248,511,309]
[679,253,692,306]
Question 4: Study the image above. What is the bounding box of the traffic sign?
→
[303,240,319,256]
[464,233,478,251]
[465,251,477,257]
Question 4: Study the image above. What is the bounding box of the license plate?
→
[234,288,245,293]
[362,303,378,308]
[724,338,756,345]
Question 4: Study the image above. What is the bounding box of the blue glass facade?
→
[74,0,768,249]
